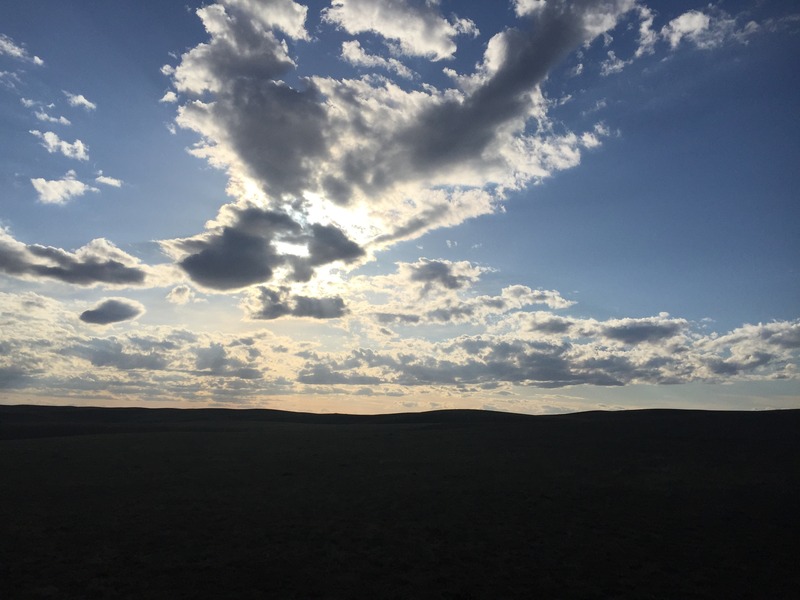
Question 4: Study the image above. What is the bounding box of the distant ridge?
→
[1,403,798,441]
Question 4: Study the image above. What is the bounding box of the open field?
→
[1,405,798,598]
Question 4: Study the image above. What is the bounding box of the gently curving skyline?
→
[1,0,798,413]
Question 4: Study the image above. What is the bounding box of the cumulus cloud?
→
[221,0,309,40]
[243,286,347,320]
[161,202,364,291]
[159,91,178,103]
[345,259,573,330]
[80,298,145,325]
[30,170,98,204]
[0,228,148,286]
[30,130,89,160]
[156,0,634,290]
[323,0,477,61]
[0,33,43,65]
[294,311,799,390]
[63,91,97,111]
[662,10,714,49]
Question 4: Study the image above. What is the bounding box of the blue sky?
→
[1,0,798,413]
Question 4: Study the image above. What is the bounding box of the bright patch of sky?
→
[0,0,798,413]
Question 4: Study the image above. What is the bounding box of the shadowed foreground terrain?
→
[1,405,798,599]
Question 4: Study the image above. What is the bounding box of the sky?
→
[1,0,798,414]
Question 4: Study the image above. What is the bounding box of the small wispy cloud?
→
[0,33,43,65]
[95,171,123,187]
[35,111,71,126]
[340,40,415,79]
[63,90,97,111]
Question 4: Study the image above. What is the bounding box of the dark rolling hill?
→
[1,405,798,598]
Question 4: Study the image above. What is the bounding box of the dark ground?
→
[1,405,798,599]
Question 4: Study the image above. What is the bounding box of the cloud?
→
[80,298,145,325]
[662,8,759,51]
[0,228,148,287]
[634,5,657,57]
[221,0,308,40]
[292,311,799,390]
[162,204,300,290]
[601,317,685,345]
[0,33,43,65]
[244,286,347,320]
[408,258,478,294]
[166,285,197,304]
[35,111,71,126]
[95,172,123,187]
[161,202,364,290]
[69,338,169,371]
[30,170,98,204]
[160,0,627,280]
[346,260,573,331]
[30,130,89,160]
[63,91,97,111]
[340,40,415,79]
[0,366,33,390]
[323,0,477,61]
[159,91,178,103]
[600,50,629,76]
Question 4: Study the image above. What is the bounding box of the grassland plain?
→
[1,405,798,599]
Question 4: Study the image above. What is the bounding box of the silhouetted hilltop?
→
[2,403,799,440]
[2,404,798,598]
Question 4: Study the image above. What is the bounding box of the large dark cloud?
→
[0,232,147,287]
[167,204,365,290]
[179,227,283,290]
[80,299,144,325]
[370,0,635,185]
[174,3,328,199]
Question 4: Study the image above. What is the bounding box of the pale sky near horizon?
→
[1,0,798,414]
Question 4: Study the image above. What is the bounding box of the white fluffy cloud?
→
[323,0,477,61]
[159,91,178,103]
[30,170,98,204]
[221,0,308,39]
[30,130,89,161]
